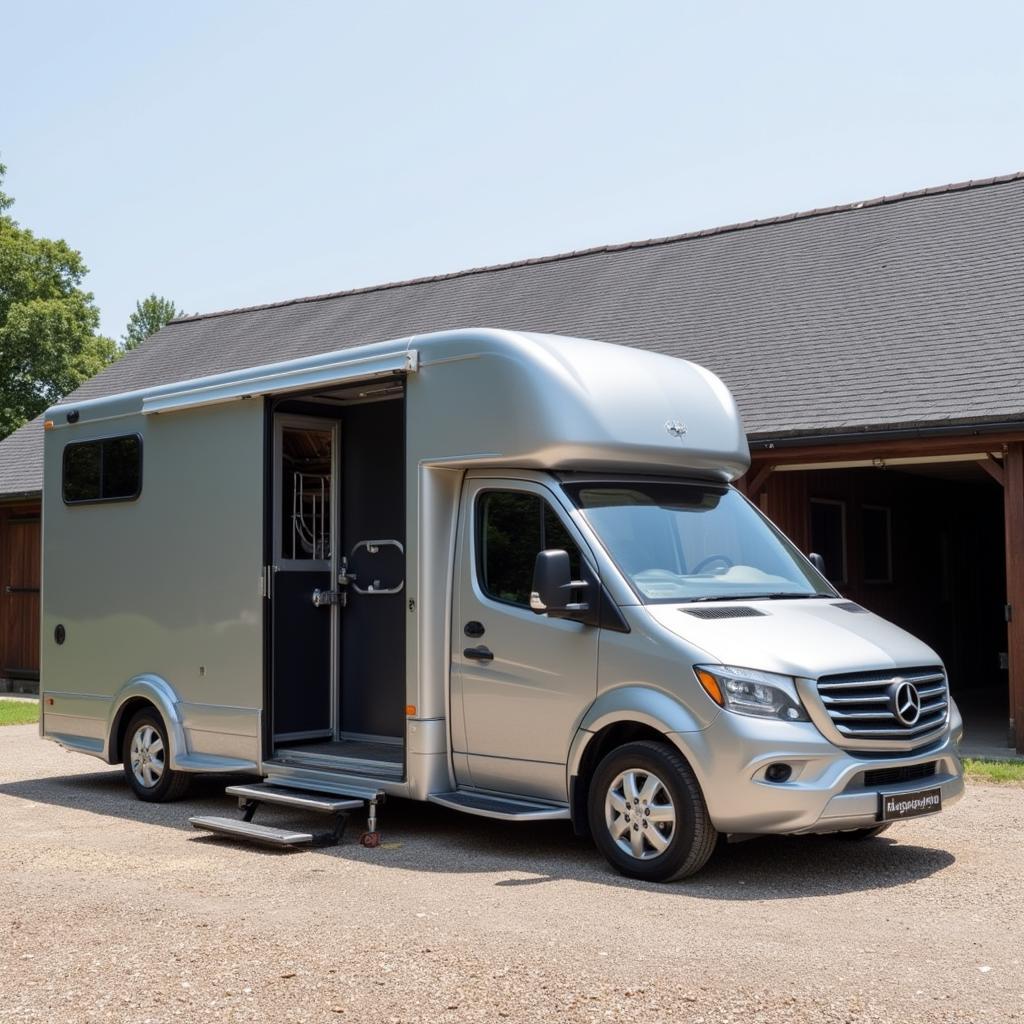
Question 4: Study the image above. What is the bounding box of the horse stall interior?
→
[266,383,407,778]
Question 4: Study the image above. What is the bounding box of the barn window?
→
[862,505,893,583]
[62,435,142,504]
[809,498,847,585]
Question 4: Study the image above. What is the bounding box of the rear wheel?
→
[587,740,717,882]
[121,709,191,802]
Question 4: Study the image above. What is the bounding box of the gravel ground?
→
[1,725,1021,1023]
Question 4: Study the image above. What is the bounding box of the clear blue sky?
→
[3,1,1022,340]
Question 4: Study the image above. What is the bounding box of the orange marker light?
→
[43,420,54,430]
[695,669,724,706]
[405,705,416,716]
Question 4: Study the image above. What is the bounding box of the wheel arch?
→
[566,686,712,835]
[106,675,186,766]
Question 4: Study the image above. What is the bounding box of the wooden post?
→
[1004,444,1024,752]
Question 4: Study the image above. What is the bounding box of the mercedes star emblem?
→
[892,680,923,726]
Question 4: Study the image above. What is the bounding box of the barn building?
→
[2,172,1023,752]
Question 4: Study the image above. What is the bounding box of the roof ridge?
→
[170,169,1024,326]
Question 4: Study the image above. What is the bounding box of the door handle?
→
[463,645,494,662]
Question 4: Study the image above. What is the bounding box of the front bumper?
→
[668,711,964,836]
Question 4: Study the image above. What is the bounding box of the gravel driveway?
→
[1,724,1021,1023]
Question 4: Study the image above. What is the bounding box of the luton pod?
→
[39,329,964,880]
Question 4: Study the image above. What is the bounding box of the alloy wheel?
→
[604,768,677,860]
[129,724,165,789]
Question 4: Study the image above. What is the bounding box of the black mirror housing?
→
[531,549,590,617]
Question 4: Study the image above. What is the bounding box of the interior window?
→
[62,435,142,504]
[280,426,333,561]
[478,490,582,607]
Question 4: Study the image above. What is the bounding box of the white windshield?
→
[567,481,833,604]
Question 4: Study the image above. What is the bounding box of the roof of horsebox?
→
[44,329,749,481]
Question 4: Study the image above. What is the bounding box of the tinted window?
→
[478,491,581,607]
[62,435,142,504]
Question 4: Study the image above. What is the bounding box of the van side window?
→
[477,490,581,607]
[62,435,142,504]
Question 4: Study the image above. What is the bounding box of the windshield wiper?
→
[681,592,832,603]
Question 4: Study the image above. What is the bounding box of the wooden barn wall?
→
[0,500,42,682]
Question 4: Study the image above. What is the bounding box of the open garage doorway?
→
[759,458,1011,753]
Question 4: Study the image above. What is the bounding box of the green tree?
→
[0,162,117,439]
[121,293,180,351]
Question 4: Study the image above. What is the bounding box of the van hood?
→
[647,598,942,679]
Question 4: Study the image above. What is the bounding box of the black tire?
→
[121,708,191,803]
[835,824,891,841]
[587,740,717,882]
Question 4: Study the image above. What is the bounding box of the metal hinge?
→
[259,565,278,599]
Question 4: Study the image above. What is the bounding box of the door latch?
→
[312,588,345,608]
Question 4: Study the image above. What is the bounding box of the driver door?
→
[450,478,599,801]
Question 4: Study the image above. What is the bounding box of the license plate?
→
[879,787,942,821]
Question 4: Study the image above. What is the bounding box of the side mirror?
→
[530,549,590,616]
[808,552,826,575]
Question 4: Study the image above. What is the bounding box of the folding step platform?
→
[188,816,316,848]
[189,782,382,849]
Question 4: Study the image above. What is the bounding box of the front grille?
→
[815,666,948,744]
[863,762,937,787]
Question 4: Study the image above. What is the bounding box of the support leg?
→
[360,798,382,848]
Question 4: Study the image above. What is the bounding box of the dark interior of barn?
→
[799,462,1009,750]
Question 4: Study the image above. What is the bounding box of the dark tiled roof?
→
[4,171,1024,498]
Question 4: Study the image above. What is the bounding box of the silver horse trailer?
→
[40,329,964,880]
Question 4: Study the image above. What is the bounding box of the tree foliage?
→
[0,162,117,439]
[122,293,180,351]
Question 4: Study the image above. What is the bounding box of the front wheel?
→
[588,740,717,882]
[122,709,191,802]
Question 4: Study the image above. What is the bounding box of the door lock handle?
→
[463,645,494,662]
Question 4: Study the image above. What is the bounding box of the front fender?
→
[105,675,187,767]
[567,684,716,778]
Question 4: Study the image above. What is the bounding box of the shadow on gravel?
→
[2,767,956,898]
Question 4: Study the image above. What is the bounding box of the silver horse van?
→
[40,329,963,880]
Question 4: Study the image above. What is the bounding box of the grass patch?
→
[0,699,39,726]
[963,757,1024,784]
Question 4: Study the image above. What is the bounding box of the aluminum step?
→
[225,783,364,814]
[428,791,570,821]
[189,815,313,847]
[262,768,385,803]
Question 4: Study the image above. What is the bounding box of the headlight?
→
[694,665,808,721]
